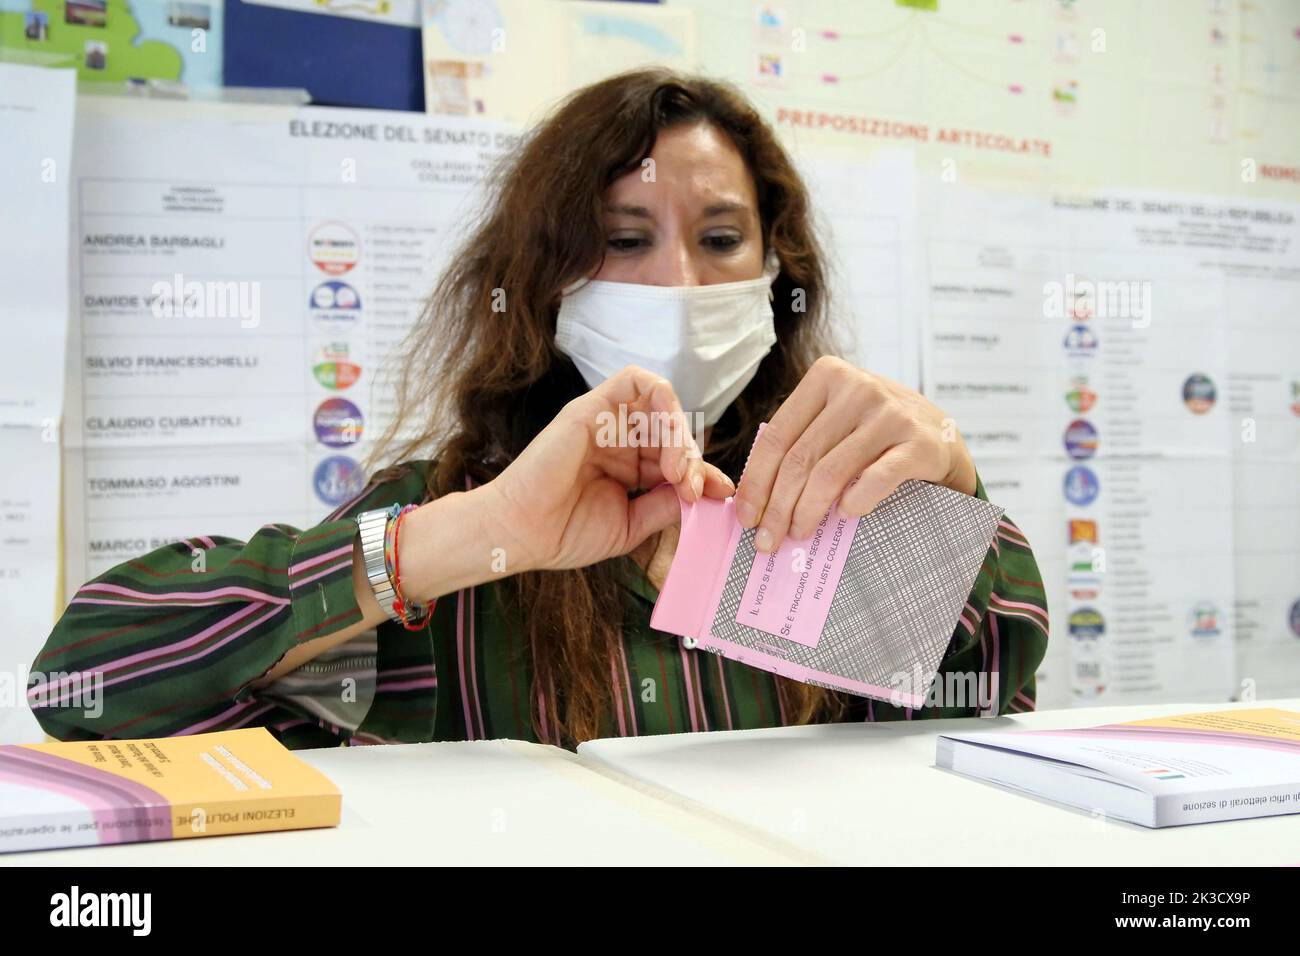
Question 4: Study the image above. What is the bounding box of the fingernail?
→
[690,472,703,499]
[755,527,774,552]
[737,500,758,527]
[676,457,688,482]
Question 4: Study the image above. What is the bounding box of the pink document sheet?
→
[650,443,1005,708]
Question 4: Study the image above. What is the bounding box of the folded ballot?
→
[936,708,1300,827]
[0,727,341,854]
[651,462,1004,707]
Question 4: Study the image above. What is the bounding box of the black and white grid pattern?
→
[706,480,1004,702]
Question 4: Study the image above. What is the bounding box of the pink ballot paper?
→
[651,441,1005,708]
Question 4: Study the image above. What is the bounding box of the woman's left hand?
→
[733,355,977,553]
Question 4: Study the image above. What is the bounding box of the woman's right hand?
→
[393,366,734,605]
[479,365,734,573]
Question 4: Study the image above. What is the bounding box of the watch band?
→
[356,506,400,621]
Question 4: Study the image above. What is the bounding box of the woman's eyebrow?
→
[604,200,752,219]
[605,203,654,219]
[701,200,750,217]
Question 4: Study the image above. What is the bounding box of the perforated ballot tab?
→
[651,435,1004,707]
[734,503,860,648]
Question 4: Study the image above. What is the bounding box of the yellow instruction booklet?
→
[0,727,341,853]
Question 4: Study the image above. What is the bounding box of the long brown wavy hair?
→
[370,68,850,746]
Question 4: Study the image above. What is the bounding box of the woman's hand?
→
[734,355,976,553]
[474,365,734,573]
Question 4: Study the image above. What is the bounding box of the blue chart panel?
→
[223,0,423,111]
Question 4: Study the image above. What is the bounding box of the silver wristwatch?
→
[355,507,400,621]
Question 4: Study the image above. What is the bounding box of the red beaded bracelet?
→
[383,504,433,630]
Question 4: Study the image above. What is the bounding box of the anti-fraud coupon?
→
[62,96,518,591]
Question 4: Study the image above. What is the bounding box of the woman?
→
[31,70,1048,750]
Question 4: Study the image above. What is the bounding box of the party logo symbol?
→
[312,342,362,390]
[1182,372,1216,415]
[1068,519,1098,544]
[1064,418,1098,459]
[313,397,363,447]
[1069,607,1106,640]
[1065,378,1097,413]
[313,455,366,506]
[1064,465,1099,505]
[1188,601,1222,638]
[308,221,361,275]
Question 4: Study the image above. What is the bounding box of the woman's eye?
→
[702,233,742,251]
[607,234,648,252]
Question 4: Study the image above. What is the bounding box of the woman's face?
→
[593,121,764,286]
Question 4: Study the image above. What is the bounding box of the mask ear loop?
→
[763,250,781,300]
[560,276,590,297]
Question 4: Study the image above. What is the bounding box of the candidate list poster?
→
[63,96,518,593]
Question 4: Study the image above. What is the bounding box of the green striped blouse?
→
[30,460,1049,750]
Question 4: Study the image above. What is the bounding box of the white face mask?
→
[554,253,780,428]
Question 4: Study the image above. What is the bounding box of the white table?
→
[1,738,812,866]
[579,698,1300,866]
[8,700,1297,865]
